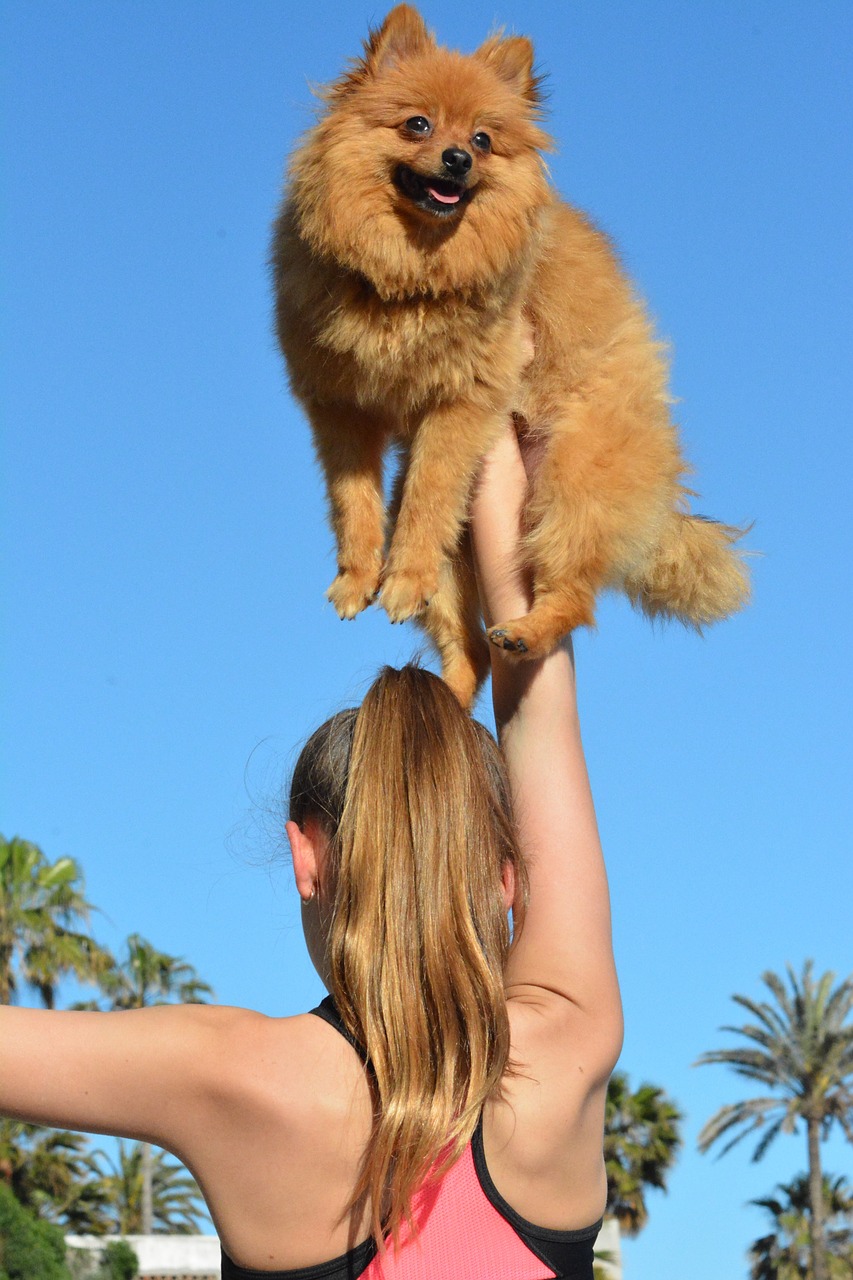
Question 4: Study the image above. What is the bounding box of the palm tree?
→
[87,933,214,1011]
[748,1173,853,1279]
[0,835,111,1006]
[0,1119,111,1233]
[696,962,853,1280]
[94,1140,205,1235]
[603,1070,683,1237]
[81,934,213,1234]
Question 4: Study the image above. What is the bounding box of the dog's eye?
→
[405,116,432,136]
[472,131,492,153]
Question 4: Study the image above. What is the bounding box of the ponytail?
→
[289,665,526,1246]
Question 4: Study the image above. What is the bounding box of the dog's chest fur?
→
[328,286,517,414]
[277,222,527,428]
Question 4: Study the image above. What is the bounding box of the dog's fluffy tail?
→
[625,514,751,628]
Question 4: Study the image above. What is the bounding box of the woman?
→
[0,426,622,1278]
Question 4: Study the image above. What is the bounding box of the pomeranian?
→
[273,4,749,706]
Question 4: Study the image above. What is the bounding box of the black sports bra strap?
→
[471,1114,602,1273]
[309,995,370,1064]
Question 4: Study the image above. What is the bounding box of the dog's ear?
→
[364,5,434,72]
[475,34,542,107]
[328,5,433,97]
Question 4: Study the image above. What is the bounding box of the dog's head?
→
[288,5,553,296]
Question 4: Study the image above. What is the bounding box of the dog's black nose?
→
[442,147,472,178]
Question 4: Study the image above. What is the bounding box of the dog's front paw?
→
[379,566,437,623]
[327,567,380,620]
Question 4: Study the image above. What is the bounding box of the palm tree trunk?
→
[807,1116,828,1280]
[141,1140,153,1235]
[0,940,12,1005]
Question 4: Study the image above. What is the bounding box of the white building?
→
[65,1234,221,1280]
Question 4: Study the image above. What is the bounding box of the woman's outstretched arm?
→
[0,1002,252,1154]
[470,424,622,1064]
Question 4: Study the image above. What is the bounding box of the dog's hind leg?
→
[488,320,684,657]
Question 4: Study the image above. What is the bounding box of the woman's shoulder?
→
[183,1003,375,1269]
[197,1002,372,1145]
[198,1001,367,1094]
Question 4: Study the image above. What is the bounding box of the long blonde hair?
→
[289,665,526,1245]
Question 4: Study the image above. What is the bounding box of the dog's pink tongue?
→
[427,185,461,204]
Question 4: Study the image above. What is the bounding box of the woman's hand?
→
[470,421,570,727]
[469,421,531,632]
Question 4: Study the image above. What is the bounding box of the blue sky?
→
[3,1,852,1275]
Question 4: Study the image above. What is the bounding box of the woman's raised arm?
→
[470,424,622,1070]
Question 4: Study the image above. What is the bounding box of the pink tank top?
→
[220,998,602,1280]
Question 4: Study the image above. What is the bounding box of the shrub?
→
[97,1240,138,1280]
[0,1181,72,1280]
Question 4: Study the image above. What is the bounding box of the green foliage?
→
[593,1252,616,1280]
[79,934,213,1012]
[0,1181,72,1280]
[94,1141,206,1235]
[0,1121,111,1234]
[749,1173,853,1279]
[97,1240,139,1280]
[603,1071,683,1236]
[65,1238,139,1280]
[0,835,111,1008]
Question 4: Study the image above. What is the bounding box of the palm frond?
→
[697,962,853,1175]
[697,1097,781,1158]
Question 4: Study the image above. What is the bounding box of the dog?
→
[273,4,750,706]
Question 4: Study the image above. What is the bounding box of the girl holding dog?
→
[0,425,621,1279]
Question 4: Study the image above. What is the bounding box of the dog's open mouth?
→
[395,165,471,217]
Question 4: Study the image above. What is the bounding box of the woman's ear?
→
[501,859,517,913]
[286,818,321,902]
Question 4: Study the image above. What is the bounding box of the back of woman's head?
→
[289,664,526,1245]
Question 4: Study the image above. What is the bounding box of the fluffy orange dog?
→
[273,5,749,706]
